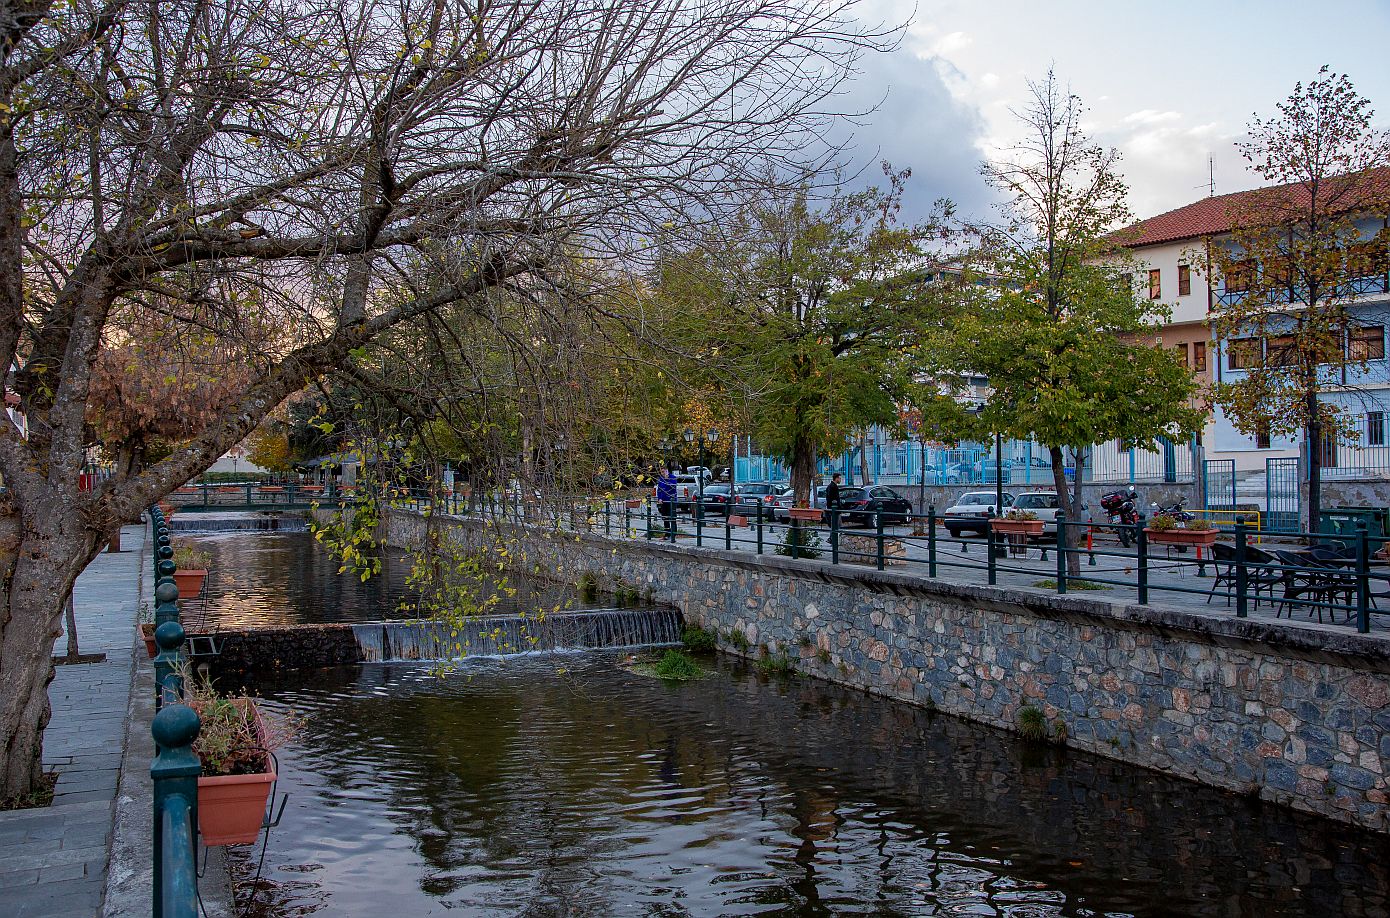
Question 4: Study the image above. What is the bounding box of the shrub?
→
[775,525,822,559]
[1146,513,1178,531]
[726,628,750,650]
[652,649,704,681]
[1004,509,1039,521]
[577,572,599,603]
[681,625,716,653]
[1017,705,1048,742]
[1032,578,1109,590]
[1186,517,1215,531]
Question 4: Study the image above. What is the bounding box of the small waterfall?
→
[170,515,308,532]
[351,607,683,662]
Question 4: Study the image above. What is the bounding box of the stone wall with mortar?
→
[364,508,1390,833]
[193,623,361,677]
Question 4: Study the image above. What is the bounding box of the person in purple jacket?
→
[655,467,678,536]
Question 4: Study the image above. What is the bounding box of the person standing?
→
[825,473,842,513]
[656,467,678,536]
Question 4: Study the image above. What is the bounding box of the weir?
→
[170,514,308,532]
[349,607,683,661]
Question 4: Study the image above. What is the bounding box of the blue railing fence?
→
[147,505,200,918]
[734,436,1196,488]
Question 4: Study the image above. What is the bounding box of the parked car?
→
[730,482,781,516]
[668,474,702,510]
[975,458,1014,483]
[836,485,914,527]
[771,485,830,522]
[1011,491,1061,534]
[941,490,1015,537]
[697,484,732,516]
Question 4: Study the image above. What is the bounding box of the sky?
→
[833,0,1390,225]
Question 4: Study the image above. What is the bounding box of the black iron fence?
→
[390,491,1388,636]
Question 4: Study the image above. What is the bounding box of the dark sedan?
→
[696,484,732,516]
[835,486,914,527]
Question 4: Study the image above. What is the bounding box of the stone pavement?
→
[0,523,146,918]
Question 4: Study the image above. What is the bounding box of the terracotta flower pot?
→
[625,499,643,509]
[727,514,749,527]
[198,769,275,845]
[172,569,208,600]
[991,518,1044,536]
[1145,527,1218,547]
[140,622,156,659]
[788,508,822,522]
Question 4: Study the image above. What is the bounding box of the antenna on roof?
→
[1207,155,1215,196]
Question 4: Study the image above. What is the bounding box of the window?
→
[1148,268,1161,299]
[1178,264,1191,296]
[1255,423,1271,450]
[1369,411,1386,447]
[1320,432,1339,469]
[1225,259,1256,293]
[1173,342,1189,366]
[1265,335,1297,367]
[1193,341,1208,372]
[1349,325,1386,361]
[1227,338,1259,370]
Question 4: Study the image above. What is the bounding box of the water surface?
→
[239,656,1390,917]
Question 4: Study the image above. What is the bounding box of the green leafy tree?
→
[663,169,949,504]
[1206,68,1390,532]
[932,72,1203,572]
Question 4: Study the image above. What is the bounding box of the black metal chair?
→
[1206,542,1280,608]
[1272,550,1354,623]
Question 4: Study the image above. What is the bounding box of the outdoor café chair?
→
[1206,542,1281,608]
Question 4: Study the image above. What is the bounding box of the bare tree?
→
[0,0,886,799]
[1206,68,1390,533]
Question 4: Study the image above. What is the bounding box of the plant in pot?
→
[171,544,213,599]
[1145,513,1218,546]
[185,673,303,846]
[992,509,1044,536]
[137,602,157,658]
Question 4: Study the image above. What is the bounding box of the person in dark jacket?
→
[825,473,842,512]
[655,468,678,535]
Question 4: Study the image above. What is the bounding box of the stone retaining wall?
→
[196,624,361,677]
[369,508,1390,833]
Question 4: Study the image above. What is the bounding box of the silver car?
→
[941,490,1015,536]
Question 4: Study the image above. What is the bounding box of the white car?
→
[941,490,1014,537]
[772,486,829,522]
[1010,491,1062,534]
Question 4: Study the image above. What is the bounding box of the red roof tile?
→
[1118,166,1390,249]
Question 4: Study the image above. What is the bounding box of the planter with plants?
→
[1144,515,1218,546]
[171,545,212,599]
[137,602,157,658]
[991,509,1044,536]
[186,675,302,846]
[787,507,822,522]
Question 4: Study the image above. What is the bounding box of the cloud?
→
[828,45,996,222]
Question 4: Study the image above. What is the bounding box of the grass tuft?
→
[1033,578,1109,591]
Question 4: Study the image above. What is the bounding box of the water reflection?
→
[240,656,1390,917]
[179,532,596,630]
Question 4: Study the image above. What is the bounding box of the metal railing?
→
[397,492,1387,637]
[147,505,200,918]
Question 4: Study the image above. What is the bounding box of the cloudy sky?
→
[833,0,1390,224]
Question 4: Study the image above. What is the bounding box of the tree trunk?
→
[1048,445,1085,577]
[0,516,97,801]
[857,431,871,486]
[1306,404,1322,537]
[789,435,815,507]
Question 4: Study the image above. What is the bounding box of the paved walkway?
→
[0,524,146,918]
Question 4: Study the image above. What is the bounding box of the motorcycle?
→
[1151,498,1194,524]
[1099,486,1140,547]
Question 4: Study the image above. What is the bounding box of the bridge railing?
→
[147,505,200,918]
